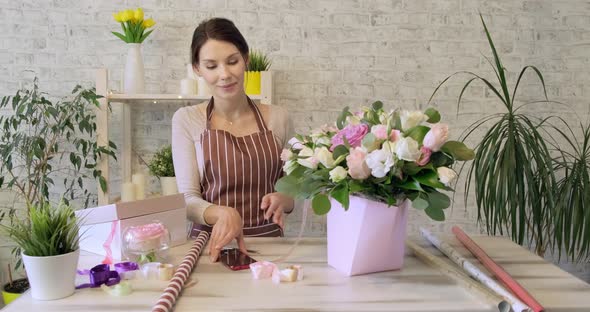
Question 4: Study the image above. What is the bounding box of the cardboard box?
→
[75,194,188,262]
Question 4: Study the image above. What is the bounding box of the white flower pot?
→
[327,196,409,276]
[124,43,145,94]
[22,249,80,300]
[160,177,178,196]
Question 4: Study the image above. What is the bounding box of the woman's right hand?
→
[204,205,248,262]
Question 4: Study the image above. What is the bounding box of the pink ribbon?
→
[102,220,118,264]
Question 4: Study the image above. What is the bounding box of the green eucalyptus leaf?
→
[424,107,441,123]
[412,194,429,210]
[413,171,445,189]
[425,205,445,221]
[404,125,430,143]
[330,183,350,210]
[371,100,383,111]
[274,175,300,198]
[441,141,475,161]
[311,193,331,215]
[427,191,451,210]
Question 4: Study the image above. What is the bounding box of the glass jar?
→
[122,221,171,264]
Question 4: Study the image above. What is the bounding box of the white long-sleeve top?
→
[171,101,292,225]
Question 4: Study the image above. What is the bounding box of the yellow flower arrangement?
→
[112,8,155,43]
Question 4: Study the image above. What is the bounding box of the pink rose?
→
[346,147,371,180]
[390,129,401,142]
[416,146,432,166]
[423,123,448,152]
[371,125,388,140]
[330,124,369,151]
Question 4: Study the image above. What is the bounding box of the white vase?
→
[160,177,178,196]
[22,249,80,300]
[327,196,409,276]
[124,43,145,94]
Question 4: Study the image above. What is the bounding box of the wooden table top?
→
[3,235,590,311]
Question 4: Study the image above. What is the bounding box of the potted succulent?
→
[1,200,81,300]
[276,102,474,275]
[0,79,117,292]
[245,49,271,96]
[429,14,590,260]
[148,145,177,196]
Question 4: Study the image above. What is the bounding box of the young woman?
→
[172,18,294,262]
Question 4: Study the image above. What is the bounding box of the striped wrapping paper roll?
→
[152,230,210,312]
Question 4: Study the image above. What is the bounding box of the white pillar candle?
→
[197,77,211,97]
[180,78,197,95]
[132,173,146,200]
[121,182,136,202]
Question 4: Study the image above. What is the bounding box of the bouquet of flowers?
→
[276,101,474,221]
[112,8,156,43]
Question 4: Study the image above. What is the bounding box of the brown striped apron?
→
[192,97,284,237]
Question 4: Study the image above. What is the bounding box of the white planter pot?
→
[327,196,408,276]
[22,249,80,300]
[124,43,145,94]
[160,177,178,196]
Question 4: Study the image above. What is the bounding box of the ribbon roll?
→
[76,264,121,289]
[115,261,140,280]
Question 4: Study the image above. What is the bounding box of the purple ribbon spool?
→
[114,261,139,274]
[76,264,121,289]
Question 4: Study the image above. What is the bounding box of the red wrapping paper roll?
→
[452,226,544,312]
[152,230,210,312]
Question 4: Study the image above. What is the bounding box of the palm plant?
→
[430,14,558,256]
[551,122,590,261]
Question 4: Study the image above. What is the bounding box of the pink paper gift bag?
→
[327,195,409,276]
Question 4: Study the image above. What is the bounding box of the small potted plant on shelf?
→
[1,264,29,305]
[276,101,474,276]
[1,200,81,300]
[245,49,271,96]
[148,145,177,196]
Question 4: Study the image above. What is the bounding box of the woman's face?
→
[194,39,247,100]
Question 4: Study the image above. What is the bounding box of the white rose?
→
[437,167,458,186]
[400,110,428,131]
[288,137,304,150]
[283,159,298,175]
[365,148,395,178]
[329,166,348,183]
[315,146,335,168]
[297,146,319,169]
[395,137,421,161]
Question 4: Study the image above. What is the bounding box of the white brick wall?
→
[1,0,589,283]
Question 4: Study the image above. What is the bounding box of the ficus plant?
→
[430,14,590,261]
[0,78,117,268]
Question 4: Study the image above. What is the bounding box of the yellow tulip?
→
[142,18,156,28]
[121,9,133,23]
[133,8,144,23]
[113,12,123,22]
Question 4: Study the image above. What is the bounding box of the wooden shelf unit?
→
[95,68,273,205]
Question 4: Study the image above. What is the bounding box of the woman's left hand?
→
[260,192,294,229]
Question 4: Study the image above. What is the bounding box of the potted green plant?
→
[429,14,590,260]
[0,79,117,290]
[1,264,28,305]
[1,200,81,300]
[148,145,177,196]
[245,49,271,95]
